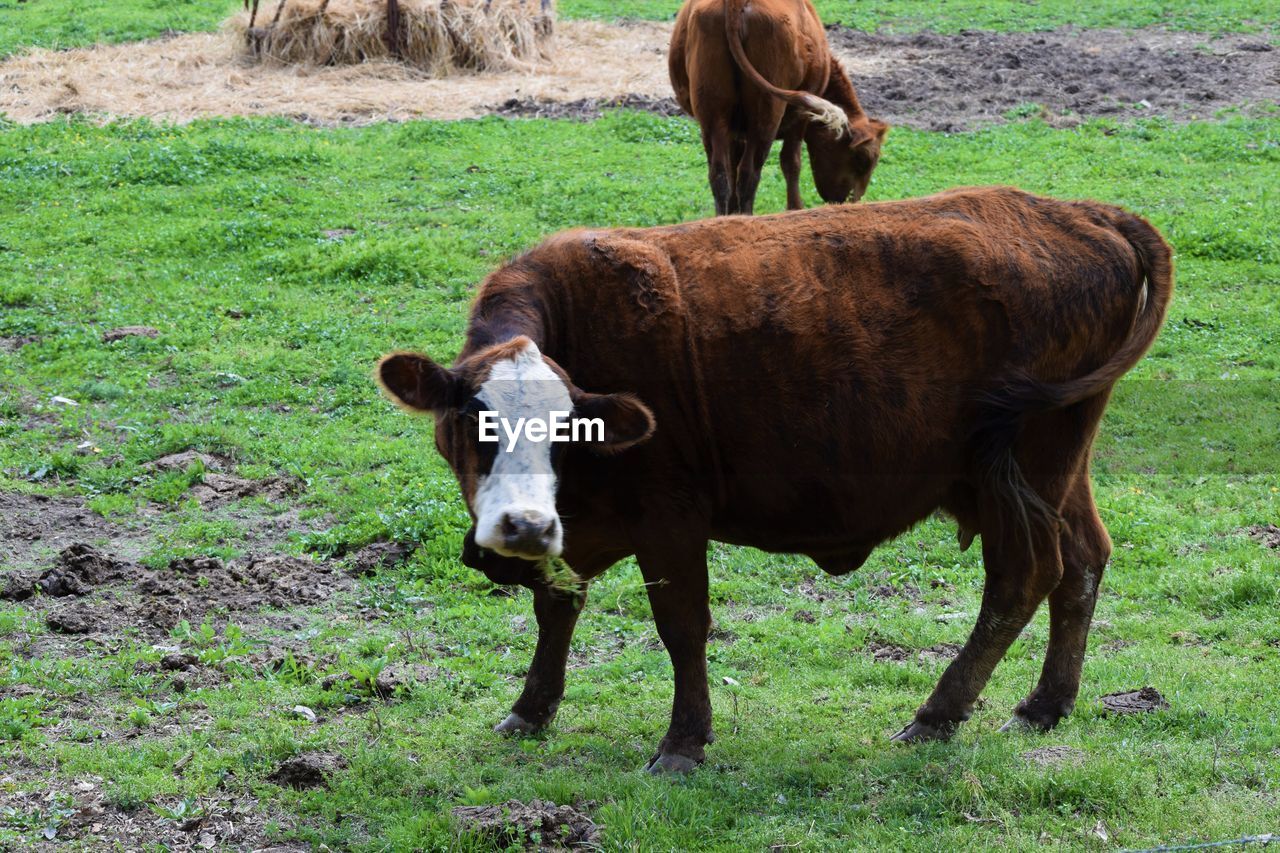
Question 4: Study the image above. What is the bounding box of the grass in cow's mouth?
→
[1,106,1279,849]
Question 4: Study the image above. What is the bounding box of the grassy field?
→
[2,111,1279,848]
[1,0,1276,58]
[2,0,1280,848]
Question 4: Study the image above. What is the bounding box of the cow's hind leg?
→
[495,582,586,735]
[700,122,735,216]
[637,538,714,773]
[779,128,805,210]
[892,504,1065,742]
[1003,474,1111,731]
[734,128,774,215]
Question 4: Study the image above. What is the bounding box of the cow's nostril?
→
[501,514,520,537]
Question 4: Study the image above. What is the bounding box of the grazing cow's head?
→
[806,115,889,205]
[377,337,655,577]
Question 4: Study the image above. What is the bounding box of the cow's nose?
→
[500,511,557,557]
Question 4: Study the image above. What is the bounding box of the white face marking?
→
[472,340,571,559]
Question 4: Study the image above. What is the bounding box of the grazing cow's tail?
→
[723,0,850,136]
[972,207,1174,541]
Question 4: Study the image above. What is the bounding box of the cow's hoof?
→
[644,752,700,775]
[494,713,542,736]
[890,719,952,743]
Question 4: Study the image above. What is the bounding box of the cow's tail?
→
[723,0,850,136]
[971,207,1174,542]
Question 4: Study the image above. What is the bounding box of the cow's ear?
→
[851,118,889,149]
[573,392,655,454]
[377,352,461,413]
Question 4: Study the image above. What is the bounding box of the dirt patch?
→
[1099,686,1171,715]
[101,325,159,343]
[4,541,351,636]
[3,21,1271,127]
[492,93,682,120]
[0,774,300,850]
[0,335,40,353]
[918,642,961,663]
[1023,746,1086,767]
[829,27,1280,131]
[452,799,600,850]
[341,540,417,576]
[319,661,439,698]
[1243,524,1280,550]
[188,471,302,507]
[268,752,346,790]
[865,640,911,662]
[0,492,150,571]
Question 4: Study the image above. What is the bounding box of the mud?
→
[0,492,150,570]
[341,539,417,576]
[268,752,346,790]
[1100,686,1171,715]
[493,93,682,121]
[0,335,40,353]
[1023,746,1086,767]
[4,541,351,637]
[101,325,159,342]
[0,775,301,851]
[828,27,1280,131]
[865,640,911,662]
[451,799,600,850]
[319,661,440,698]
[1244,524,1280,550]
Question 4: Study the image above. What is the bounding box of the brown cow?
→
[669,0,888,215]
[377,187,1172,772]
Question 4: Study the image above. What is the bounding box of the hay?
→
[0,20,682,125]
[228,0,554,74]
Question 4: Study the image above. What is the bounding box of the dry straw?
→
[228,0,555,74]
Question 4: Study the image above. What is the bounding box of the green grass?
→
[1,111,1278,848]
[2,0,1275,59]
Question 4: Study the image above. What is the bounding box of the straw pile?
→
[228,0,555,74]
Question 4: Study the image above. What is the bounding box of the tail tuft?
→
[801,95,851,137]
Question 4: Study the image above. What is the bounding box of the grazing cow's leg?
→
[1004,474,1111,731]
[734,130,774,216]
[779,130,805,210]
[638,540,713,773]
[700,123,735,216]
[892,509,1065,742]
[495,581,586,735]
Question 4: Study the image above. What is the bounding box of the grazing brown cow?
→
[669,0,888,215]
[378,187,1172,773]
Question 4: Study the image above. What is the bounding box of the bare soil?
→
[829,27,1279,131]
[0,762,303,851]
[0,21,1272,128]
[16,545,354,638]
[1099,686,1171,714]
[1244,524,1280,550]
[451,799,600,850]
[1023,746,1086,767]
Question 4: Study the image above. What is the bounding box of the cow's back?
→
[530,188,1149,548]
[670,0,830,119]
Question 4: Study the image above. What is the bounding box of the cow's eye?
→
[460,398,485,421]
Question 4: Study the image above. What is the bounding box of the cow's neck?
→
[823,62,866,119]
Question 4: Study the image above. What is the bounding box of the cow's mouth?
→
[461,527,540,585]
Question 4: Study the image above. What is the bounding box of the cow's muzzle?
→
[461,527,540,586]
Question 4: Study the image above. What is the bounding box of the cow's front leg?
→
[637,541,713,773]
[495,581,586,735]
